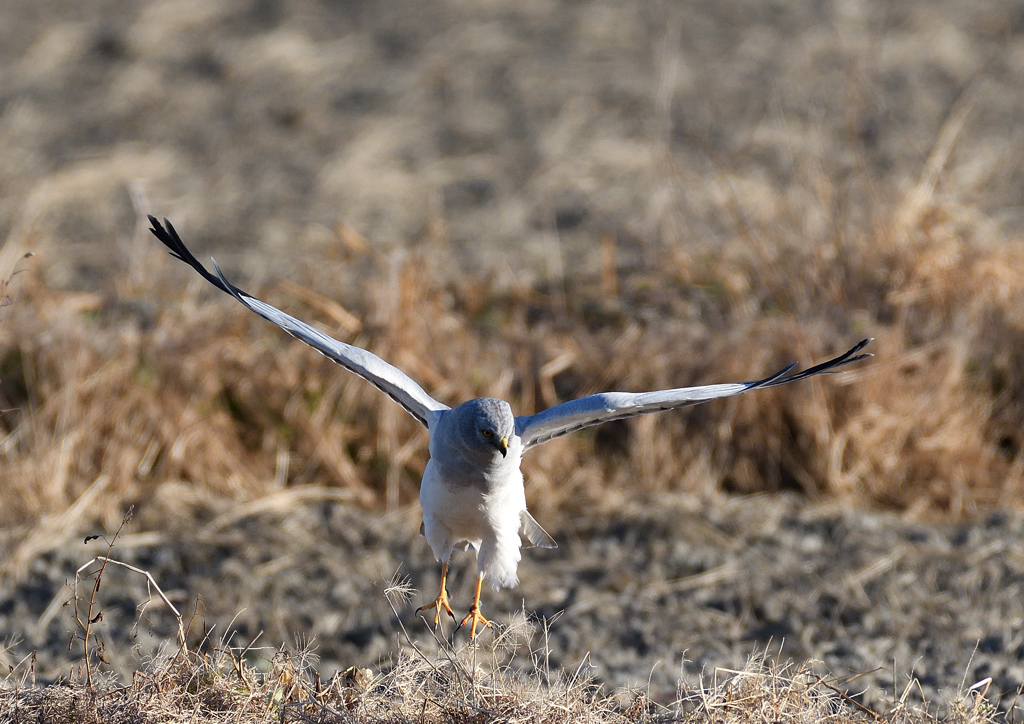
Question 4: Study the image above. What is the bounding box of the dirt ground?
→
[3,491,1024,714]
[3,0,1023,286]
[2,0,1024,718]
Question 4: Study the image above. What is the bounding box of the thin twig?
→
[71,506,135,688]
[811,674,882,720]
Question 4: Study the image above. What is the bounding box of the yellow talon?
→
[458,574,491,639]
[417,562,456,625]
[459,606,491,639]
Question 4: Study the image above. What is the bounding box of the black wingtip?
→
[747,338,873,390]
[147,214,233,295]
[745,361,798,390]
[163,217,180,240]
[147,215,166,242]
[210,257,248,303]
[148,215,179,251]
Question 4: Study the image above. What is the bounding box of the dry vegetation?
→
[0,563,1009,724]
[3,114,1024,555]
[0,646,1006,724]
[3,139,1024,716]
[2,2,1024,546]
[3,0,1024,720]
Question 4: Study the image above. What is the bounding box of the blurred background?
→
[2,0,1024,712]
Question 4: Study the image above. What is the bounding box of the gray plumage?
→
[149,216,872,622]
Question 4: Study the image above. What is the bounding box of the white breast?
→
[419,438,528,589]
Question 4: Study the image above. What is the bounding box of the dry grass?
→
[2,515,1018,721]
[3,2,1024,719]
[0,585,1008,724]
[3,116,1022,720]
[0,636,1006,724]
[3,98,1024,572]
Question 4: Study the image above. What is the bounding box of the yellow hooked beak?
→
[499,437,508,457]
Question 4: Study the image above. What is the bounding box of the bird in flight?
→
[148,216,872,638]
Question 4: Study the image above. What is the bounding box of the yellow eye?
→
[481,430,493,438]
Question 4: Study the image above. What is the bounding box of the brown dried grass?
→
[3,96,1024,577]
[0,611,1006,724]
[3,145,1024,577]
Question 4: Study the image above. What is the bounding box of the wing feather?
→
[520,510,557,549]
[149,216,448,429]
[515,339,872,450]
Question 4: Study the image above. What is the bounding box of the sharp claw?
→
[417,589,456,625]
[460,575,491,638]
[458,607,491,639]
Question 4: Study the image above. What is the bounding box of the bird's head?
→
[453,397,515,462]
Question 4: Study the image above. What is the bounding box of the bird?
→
[148,216,872,638]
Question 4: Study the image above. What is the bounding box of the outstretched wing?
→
[149,216,449,429]
[514,339,872,450]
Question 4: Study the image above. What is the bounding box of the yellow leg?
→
[458,574,491,639]
[417,562,456,625]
